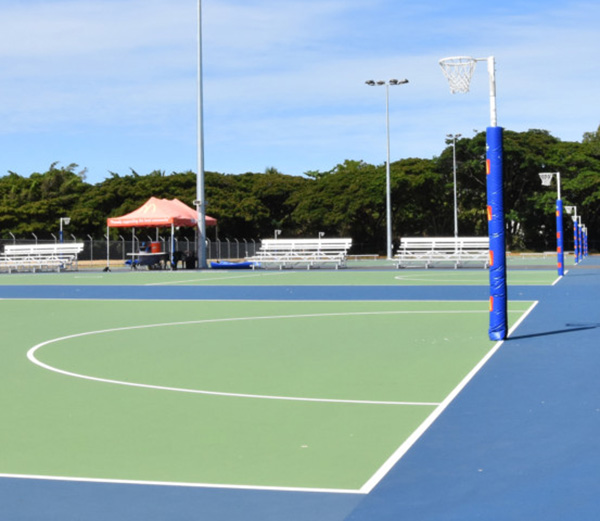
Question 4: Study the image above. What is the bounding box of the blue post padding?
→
[556,199,564,276]
[486,126,507,341]
[574,222,579,263]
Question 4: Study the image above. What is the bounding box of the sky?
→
[0,0,599,185]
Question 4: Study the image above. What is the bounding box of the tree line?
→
[1,127,599,253]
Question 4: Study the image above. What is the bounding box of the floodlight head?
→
[565,206,576,216]
[365,80,375,86]
[62,217,71,225]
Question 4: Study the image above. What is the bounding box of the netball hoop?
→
[438,56,477,94]
[440,55,497,127]
[539,172,554,186]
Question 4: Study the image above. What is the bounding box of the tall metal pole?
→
[447,134,461,238]
[384,84,392,259]
[196,0,208,268]
[365,78,408,260]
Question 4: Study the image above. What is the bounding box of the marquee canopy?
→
[107,197,217,228]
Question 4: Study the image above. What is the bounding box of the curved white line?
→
[27,310,488,406]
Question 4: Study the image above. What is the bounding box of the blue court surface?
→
[1,260,598,521]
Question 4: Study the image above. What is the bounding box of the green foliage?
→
[1,127,599,252]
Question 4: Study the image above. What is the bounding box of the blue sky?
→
[0,0,598,184]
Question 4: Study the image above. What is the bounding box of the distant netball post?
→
[539,172,564,277]
[439,56,507,341]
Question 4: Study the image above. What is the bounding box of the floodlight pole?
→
[539,172,564,276]
[447,133,461,238]
[365,78,409,259]
[196,0,208,269]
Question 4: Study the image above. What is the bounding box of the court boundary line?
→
[0,473,364,495]
[359,300,539,493]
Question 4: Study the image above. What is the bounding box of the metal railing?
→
[0,237,260,266]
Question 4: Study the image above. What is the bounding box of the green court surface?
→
[1,298,533,491]
[0,268,559,286]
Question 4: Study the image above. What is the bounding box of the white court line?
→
[19,304,538,494]
[0,473,363,495]
[394,275,486,283]
[145,271,288,286]
[27,309,492,406]
[359,300,539,493]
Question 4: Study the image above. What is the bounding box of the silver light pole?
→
[196,0,207,269]
[365,78,409,259]
[447,134,461,238]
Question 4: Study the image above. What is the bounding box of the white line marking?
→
[359,301,539,494]
[28,310,491,406]
[145,271,287,286]
[16,303,539,495]
[394,275,485,283]
[0,473,364,495]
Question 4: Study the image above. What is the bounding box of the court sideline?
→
[345,257,600,520]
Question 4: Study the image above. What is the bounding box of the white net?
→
[439,56,477,94]
[539,173,554,186]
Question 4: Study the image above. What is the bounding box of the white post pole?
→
[487,56,497,127]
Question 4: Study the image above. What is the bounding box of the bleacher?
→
[394,237,489,269]
[246,238,352,269]
[0,243,85,273]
